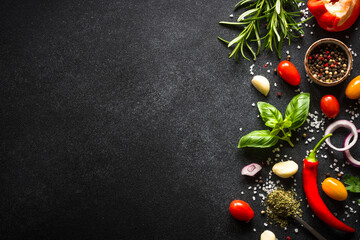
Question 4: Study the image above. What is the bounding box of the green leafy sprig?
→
[219,0,312,60]
[344,175,360,203]
[238,93,310,148]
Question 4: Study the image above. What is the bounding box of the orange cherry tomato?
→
[229,200,254,221]
[320,95,339,118]
[277,60,301,86]
[345,75,360,99]
[322,177,348,201]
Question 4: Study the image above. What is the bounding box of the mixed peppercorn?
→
[307,43,348,83]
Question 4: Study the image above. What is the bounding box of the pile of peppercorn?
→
[307,43,348,83]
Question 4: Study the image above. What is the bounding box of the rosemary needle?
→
[219,0,312,60]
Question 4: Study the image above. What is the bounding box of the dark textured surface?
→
[1,0,360,239]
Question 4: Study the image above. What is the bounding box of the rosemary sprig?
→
[219,0,312,60]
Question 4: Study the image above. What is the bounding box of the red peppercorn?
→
[318,73,322,76]
[286,237,291,240]
[315,54,319,59]
[335,61,338,65]
[331,64,335,68]
[324,63,328,67]
[327,55,331,59]
[308,56,313,60]
[326,51,329,55]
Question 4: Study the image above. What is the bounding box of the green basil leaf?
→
[257,102,283,128]
[238,130,279,148]
[285,93,310,130]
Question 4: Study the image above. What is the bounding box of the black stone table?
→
[1,0,360,239]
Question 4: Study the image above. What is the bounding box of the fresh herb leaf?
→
[344,175,360,193]
[219,0,312,60]
[238,93,309,148]
[257,102,283,128]
[238,130,279,148]
[285,93,310,130]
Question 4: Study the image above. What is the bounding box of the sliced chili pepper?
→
[303,134,355,233]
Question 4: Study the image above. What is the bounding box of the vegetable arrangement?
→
[238,93,310,148]
[302,134,355,232]
[218,0,309,60]
[221,0,360,237]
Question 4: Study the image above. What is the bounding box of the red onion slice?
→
[241,163,262,176]
[344,129,360,167]
[324,120,358,152]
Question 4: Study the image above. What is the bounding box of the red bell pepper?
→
[303,134,355,232]
[308,0,360,31]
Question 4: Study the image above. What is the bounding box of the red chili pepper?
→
[303,134,355,233]
[308,0,360,31]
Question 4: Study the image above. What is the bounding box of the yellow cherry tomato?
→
[345,75,360,99]
[322,177,348,201]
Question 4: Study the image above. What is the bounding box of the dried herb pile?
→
[266,188,302,227]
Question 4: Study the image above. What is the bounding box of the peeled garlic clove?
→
[260,230,276,240]
[272,160,298,178]
[251,75,270,96]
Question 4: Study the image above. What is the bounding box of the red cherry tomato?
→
[320,94,340,118]
[229,200,254,221]
[277,60,301,86]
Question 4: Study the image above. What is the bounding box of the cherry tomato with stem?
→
[320,95,340,118]
[277,60,301,86]
[229,200,254,221]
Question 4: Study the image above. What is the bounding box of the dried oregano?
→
[266,188,302,227]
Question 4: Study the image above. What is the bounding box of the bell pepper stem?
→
[307,133,332,162]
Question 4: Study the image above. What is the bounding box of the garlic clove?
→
[272,160,298,178]
[260,230,276,240]
[251,75,270,96]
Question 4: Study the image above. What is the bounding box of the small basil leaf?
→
[285,93,310,130]
[238,130,280,148]
[283,119,292,129]
[257,102,283,128]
